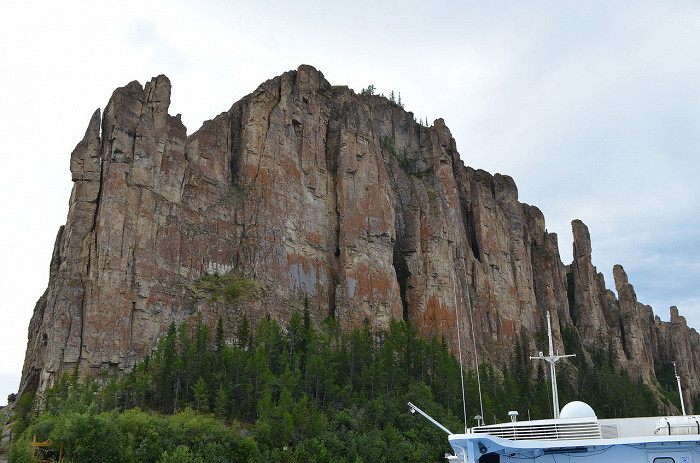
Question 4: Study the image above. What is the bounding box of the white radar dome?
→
[559,401,597,419]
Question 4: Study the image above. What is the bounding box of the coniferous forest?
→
[8,301,678,463]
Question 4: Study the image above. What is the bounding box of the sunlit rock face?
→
[20,66,700,411]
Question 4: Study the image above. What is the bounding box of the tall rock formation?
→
[20,66,700,410]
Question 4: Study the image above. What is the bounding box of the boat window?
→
[653,458,675,463]
[479,454,499,463]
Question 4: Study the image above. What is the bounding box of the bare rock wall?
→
[20,66,700,407]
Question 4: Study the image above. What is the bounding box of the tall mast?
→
[674,362,687,416]
[530,311,575,419]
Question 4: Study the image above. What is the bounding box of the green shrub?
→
[160,445,202,463]
[192,271,261,303]
[50,411,121,463]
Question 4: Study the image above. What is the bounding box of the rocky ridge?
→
[20,65,700,410]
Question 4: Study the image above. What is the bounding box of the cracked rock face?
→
[19,66,700,410]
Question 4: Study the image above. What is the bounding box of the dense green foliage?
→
[10,310,671,462]
[10,408,256,463]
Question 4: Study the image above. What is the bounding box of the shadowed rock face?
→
[19,65,700,410]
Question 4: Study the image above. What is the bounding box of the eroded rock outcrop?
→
[20,66,700,407]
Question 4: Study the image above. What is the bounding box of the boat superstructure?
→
[447,404,700,462]
[411,311,700,462]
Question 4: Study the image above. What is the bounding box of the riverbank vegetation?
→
[9,307,671,462]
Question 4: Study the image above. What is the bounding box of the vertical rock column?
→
[569,220,611,344]
[613,264,655,381]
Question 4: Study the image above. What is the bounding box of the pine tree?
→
[288,311,303,371]
[192,377,209,412]
[156,322,179,412]
[301,297,312,374]
[237,313,251,350]
[214,384,229,419]
[178,321,195,406]
[215,316,225,352]
[361,84,375,95]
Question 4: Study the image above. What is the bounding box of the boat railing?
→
[471,420,602,441]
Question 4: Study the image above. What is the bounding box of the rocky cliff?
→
[20,65,700,410]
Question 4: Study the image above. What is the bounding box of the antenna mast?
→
[530,311,575,419]
[459,255,484,426]
[674,362,687,416]
[452,272,468,432]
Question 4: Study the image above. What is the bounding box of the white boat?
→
[446,403,700,462]
[410,312,700,462]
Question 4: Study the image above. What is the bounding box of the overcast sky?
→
[2,1,699,405]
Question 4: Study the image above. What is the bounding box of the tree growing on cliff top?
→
[360,84,375,95]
